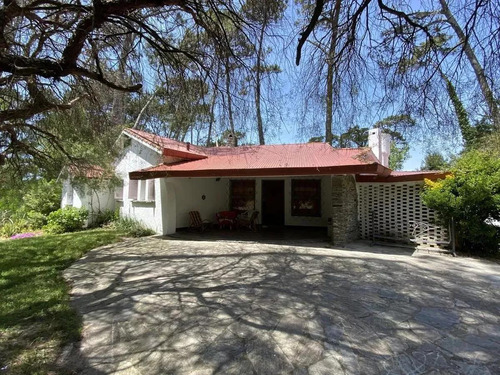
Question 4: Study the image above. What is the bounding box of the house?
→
[61,165,115,224]
[62,127,448,246]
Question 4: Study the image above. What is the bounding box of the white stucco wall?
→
[61,178,73,208]
[167,177,230,228]
[61,178,115,224]
[114,136,164,233]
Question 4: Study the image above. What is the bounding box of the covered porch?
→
[156,174,358,246]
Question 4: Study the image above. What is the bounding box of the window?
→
[114,182,124,200]
[128,179,155,201]
[147,180,155,201]
[128,180,138,199]
[231,180,255,211]
[291,179,321,217]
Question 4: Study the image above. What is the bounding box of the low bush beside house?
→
[43,207,89,234]
[89,209,119,228]
[109,216,155,237]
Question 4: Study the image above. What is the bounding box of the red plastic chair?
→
[216,211,238,230]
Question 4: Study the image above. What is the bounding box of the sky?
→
[136,0,476,171]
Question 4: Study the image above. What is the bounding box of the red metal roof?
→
[127,134,390,179]
[124,129,445,181]
[123,128,207,159]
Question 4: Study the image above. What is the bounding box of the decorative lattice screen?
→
[357,182,448,246]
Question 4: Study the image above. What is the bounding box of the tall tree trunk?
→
[207,91,217,146]
[439,0,499,129]
[324,0,342,145]
[133,89,158,129]
[207,69,219,146]
[111,33,134,126]
[255,23,266,145]
[437,68,474,146]
[224,57,236,146]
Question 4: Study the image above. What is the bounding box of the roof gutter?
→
[356,171,449,183]
[129,163,385,180]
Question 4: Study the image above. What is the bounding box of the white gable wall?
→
[115,137,164,233]
[61,178,115,224]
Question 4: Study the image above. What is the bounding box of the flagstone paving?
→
[62,237,500,374]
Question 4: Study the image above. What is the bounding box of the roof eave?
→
[129,163,384,180]
[162,148,208,160]
[122,129,163,154]
[356,171,449,183]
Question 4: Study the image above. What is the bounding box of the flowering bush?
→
[10,232,41,240]
[421,150,500,255]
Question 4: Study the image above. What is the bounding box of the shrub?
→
[26,210,48,229]
[421,150,500,255]
[0,218,30,238]
[22,179,62,217]
[111,217,155,237]
[89,209,119,228]
[44,207,88,234]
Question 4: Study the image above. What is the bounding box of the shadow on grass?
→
[0,229,123,374]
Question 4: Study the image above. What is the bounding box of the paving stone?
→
[452,360,493,375]
[415,307,460,329]
[378,288,410,303]
[61,237,500,374]
[308,353,344,375]
[436,336,497,363]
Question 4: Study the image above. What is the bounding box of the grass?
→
[0,229,124,374]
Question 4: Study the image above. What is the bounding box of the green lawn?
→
[0,229,123,374]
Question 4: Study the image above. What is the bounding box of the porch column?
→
[157,179,176,235]
[331,175,359,246]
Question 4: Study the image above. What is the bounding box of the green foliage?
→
[26,210,49,228]
[0,218,30,238]
[421,152,450,171]
[0,182,23,213]
[0,229,123,374]
[90,209,119,228]
[22,179,62,217]
[110,216,155,237]
[132,78,211,141]
[421,150,500,255]
[308,136,325,143]
[0,178,63,236]
[44,207,88,234]
[389,143,409,170]
[333,125,368,148]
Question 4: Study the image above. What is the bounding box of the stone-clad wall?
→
[331,175,359,246]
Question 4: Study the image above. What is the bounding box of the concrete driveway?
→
[62,237,500,374]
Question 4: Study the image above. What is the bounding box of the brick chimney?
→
[368,128,391,168]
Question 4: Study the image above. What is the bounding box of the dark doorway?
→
[262,180,285,226]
